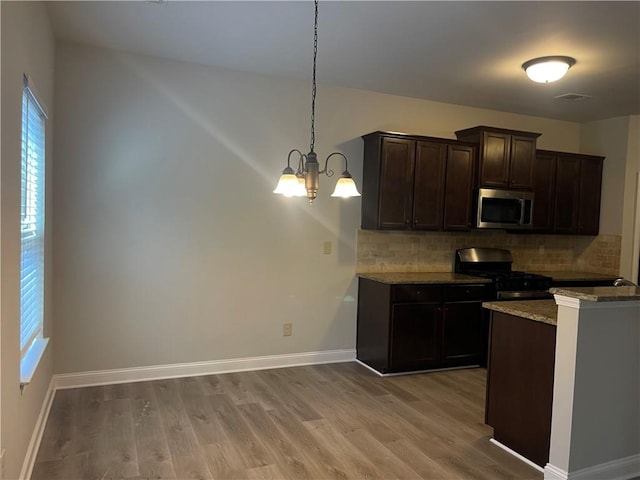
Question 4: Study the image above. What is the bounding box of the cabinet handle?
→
[413,220,418,225]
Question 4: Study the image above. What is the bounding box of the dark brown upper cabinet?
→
[455,126,541,190]
[531,151,557,233]
[443,144,475,230]
[361,132,475,231]
[413,141,447,230]
[533,150,604,235]
[375,137,415,229]
[577,155,604,235]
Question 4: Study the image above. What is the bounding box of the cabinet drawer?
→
[392,285,441,303]
[443,285,486,302]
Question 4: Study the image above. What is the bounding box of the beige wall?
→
[1,2,55,478]
[628,116,640,282]
[580,117,629,236]
[622,116,639,282]
[52,42,584,375]
[580,116,640,280]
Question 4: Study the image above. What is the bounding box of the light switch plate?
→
[283,323,292,336]
[323,241,332,255]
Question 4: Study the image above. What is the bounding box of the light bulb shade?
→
[331,173,361,198]
[294,176,307,197]
[522,56,576,83]
[273,173,301,197]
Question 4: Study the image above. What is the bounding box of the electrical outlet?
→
[323,241,332,255]
[283,323,292,336]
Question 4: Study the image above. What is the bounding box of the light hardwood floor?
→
[32,362,542,479]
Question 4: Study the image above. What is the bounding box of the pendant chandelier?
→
[273,0,360,204]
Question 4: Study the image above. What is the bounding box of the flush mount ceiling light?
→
[522,56,576,83]
[273,0,360,204]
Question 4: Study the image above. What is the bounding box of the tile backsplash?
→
[356,230,621,276]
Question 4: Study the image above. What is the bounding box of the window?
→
[20,75,48,384]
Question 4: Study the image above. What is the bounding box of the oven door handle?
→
[519,198,526,225]
[496,290,552,300]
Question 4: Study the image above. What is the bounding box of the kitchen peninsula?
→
[482,298,557,468]
[483,287,640,478]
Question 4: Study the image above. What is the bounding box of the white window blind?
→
[20,76,47,360]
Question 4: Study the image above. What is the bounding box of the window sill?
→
[20,337,50,389]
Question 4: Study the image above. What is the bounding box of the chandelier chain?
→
[273,0,360,202]
[310,0,318,153]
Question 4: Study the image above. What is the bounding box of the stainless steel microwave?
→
[475,188,534,229]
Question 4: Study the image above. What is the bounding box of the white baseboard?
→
[355,359,481,377]
[545,454,640,480]
[545,463,569,480]
[53,348,356,390]
[489,438,544,473]
[355,359,385,376]
[19,377,56,480]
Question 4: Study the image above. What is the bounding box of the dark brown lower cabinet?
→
[485,311,556,468]
[357,278,486,374]
[390,304,440,371]
[442,302,483,367]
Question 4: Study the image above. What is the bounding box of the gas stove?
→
[455,248,552,300]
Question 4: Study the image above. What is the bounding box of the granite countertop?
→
[358,272,492,285]
[359,271,620,285]
[529,271,618,282]
[550,286,640,302]
[483,299,558,326]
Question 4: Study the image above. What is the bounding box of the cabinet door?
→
[509,135,536,189]
[390,304,441,372]
[412,141,446,230]
[356,278,392,374]
[442,302,482,367]
[479,131,510,188]
[378,138,415,229]
[443,144,474,231]
[532,153,557,232]
[578,156,603,235]
[554,156,581,233]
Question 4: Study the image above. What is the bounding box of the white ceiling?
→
[47,1,640,123]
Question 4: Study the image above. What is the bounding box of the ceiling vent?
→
[554,93,592,101]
